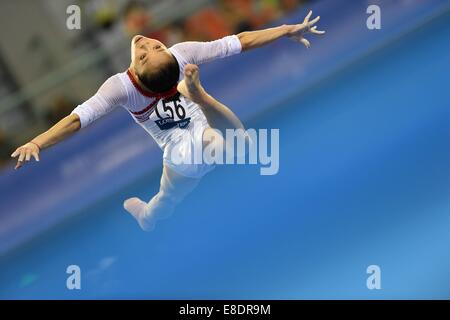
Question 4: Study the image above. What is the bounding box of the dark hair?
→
[137,56,180,93]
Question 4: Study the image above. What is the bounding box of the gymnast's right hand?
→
[11,141,40,170]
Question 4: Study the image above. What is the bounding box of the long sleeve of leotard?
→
[169,35,242,73]
[71,74,128,128]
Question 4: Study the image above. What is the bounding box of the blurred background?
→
[1,0,450,299]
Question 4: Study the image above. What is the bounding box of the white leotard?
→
[72,35,242,153]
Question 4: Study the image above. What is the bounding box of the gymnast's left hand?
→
[286,10,325,48]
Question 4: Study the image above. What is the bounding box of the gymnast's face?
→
[130,35,172,74]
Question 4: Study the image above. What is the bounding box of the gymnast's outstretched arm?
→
[237,10,325,50]
[10,114,80,170]
[170,9,325,69]
[11,75,126,170]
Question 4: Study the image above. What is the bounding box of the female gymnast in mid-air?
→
[11,11,324,231]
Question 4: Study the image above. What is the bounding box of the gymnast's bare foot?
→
[123,197,155,231]
[177,64,209,105]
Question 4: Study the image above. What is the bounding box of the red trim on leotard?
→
[130,99,159,116]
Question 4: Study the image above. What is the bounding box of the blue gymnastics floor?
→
[1,10,450,299]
